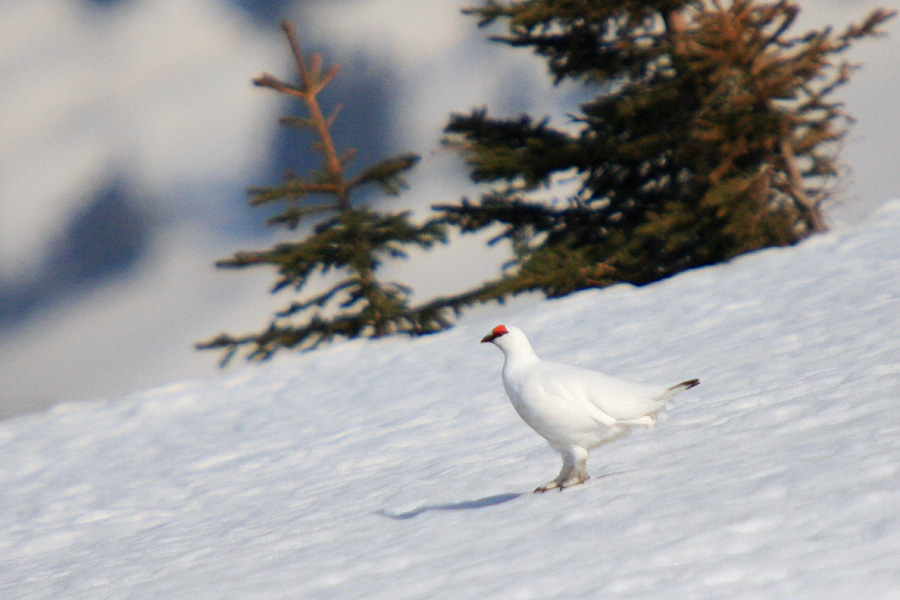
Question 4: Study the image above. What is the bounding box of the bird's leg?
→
[535,447,590,493]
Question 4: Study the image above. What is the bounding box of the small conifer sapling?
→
[197,20,449,364]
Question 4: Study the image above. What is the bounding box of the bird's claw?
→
[534,482,560,493]
[533,475,589,493]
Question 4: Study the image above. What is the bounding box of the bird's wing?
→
[573,393,620,426]
[538,361,670,421]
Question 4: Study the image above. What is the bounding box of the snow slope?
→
[2,202,900,599]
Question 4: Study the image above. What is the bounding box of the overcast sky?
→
[1,0,897,418]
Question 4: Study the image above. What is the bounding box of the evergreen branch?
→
[839,8,895,43]
[265,204,336,230]
[248,182,342,205]
[444,109,575,187]
[275,279,358,317]
[759,1,798,49]
[259,19,349,207]
[349,153,420,195]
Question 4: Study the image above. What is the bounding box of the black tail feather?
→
[672,378,700,392]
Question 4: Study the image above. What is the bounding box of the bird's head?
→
[480,324,537,359]
[481,324,510,344]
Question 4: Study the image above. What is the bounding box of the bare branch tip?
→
[280,19,296,37]
[320,63,342,89]
[326,103,344,129]
[310,53,323,78]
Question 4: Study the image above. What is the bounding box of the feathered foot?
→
[534,446,590,493]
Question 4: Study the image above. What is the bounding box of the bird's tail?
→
[625,380,698,430]
[668,379,700,395]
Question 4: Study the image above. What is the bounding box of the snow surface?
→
[3,202,900,599]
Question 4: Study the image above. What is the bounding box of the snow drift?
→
[2,201,900,599]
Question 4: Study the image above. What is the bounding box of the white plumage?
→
[481,324,699,492]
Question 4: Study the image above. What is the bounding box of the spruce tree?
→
[197,21,449,364]
[437,0,894,301]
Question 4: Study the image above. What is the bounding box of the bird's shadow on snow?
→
[377,493,524,520]
[377,471,635,520]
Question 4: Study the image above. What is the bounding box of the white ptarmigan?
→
[481,324,699,492]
